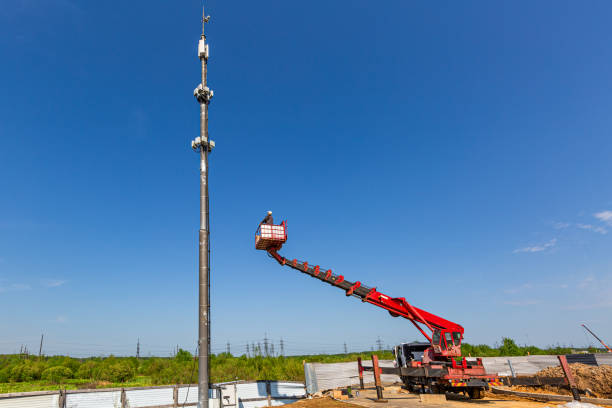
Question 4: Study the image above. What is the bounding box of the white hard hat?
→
[267,211,272,215]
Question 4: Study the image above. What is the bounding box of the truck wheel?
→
[468,387,485,399]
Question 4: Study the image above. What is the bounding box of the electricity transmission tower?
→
[136,338,140,359]
[264,335,269,357]
[343,342,348,354]
[39,334,44,360]
[376,337,384,351]
[226,341,231,355]
[246,344,250,357]
[280,338,284,356]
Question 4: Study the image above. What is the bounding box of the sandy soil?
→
[292,389,552,408]
[535,363,612,398]
[290,397,363,408]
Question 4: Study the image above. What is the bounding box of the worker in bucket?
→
[260,211,274,225]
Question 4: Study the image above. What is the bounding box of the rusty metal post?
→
[357,357,364,389]
[266,381,272,407]
[120,388,127,408]
[58,389,66,408]
[558,355,581,401]
[371,355,387,403]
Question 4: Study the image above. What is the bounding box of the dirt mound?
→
[535,363,612,398]
[289,397,362,408]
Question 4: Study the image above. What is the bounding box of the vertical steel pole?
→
[507,359,516,378]
[194,7,212,408]
[357,357,364,390]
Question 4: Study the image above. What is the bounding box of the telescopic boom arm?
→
[582,324,612,353]
[266,248,464,344]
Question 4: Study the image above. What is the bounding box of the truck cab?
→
[431,329,462,357]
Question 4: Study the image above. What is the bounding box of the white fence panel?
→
[177,386,199,405]
[236,381,266,399]
[66,390,122,408]
[468,355,559,376]
[0,394,57,408]
[236,382,267,408]
[596,354,612,366]
[0,381,304,407]
[125,388,173,407]
[272,382,305,398]
[304,360,400,393]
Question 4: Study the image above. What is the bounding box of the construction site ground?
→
[296,386,555,408]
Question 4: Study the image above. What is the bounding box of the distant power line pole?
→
[343,342,348,354]
[376,337,383,351]
[246,344,250,357]
[270,343,275,357]
[39,334,44,359]
[136,338,140,360]
[226,341,231,355]
[264,335,269,357]
[280,338,284,356]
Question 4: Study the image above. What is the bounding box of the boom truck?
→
[255,220,501,399]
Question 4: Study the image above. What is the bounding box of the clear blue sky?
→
[1,0,611,357]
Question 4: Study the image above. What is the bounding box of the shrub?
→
[76,361,97,379]
[101,362,135,383]
[175,349,193,363]
[46,356,80,373]
[9,362,39,382]
[0,367,11,382]
[41,366,73,383]
[151,361,195,385]
[499,338,521,356]
[140,358,171,377]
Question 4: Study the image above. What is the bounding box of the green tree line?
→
[0,339,602,393]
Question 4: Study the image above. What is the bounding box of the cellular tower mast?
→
[191,5,214,408]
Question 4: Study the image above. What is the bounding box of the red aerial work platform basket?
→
[255,221,287,250]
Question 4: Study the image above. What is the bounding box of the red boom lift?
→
[255,220,500,399]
